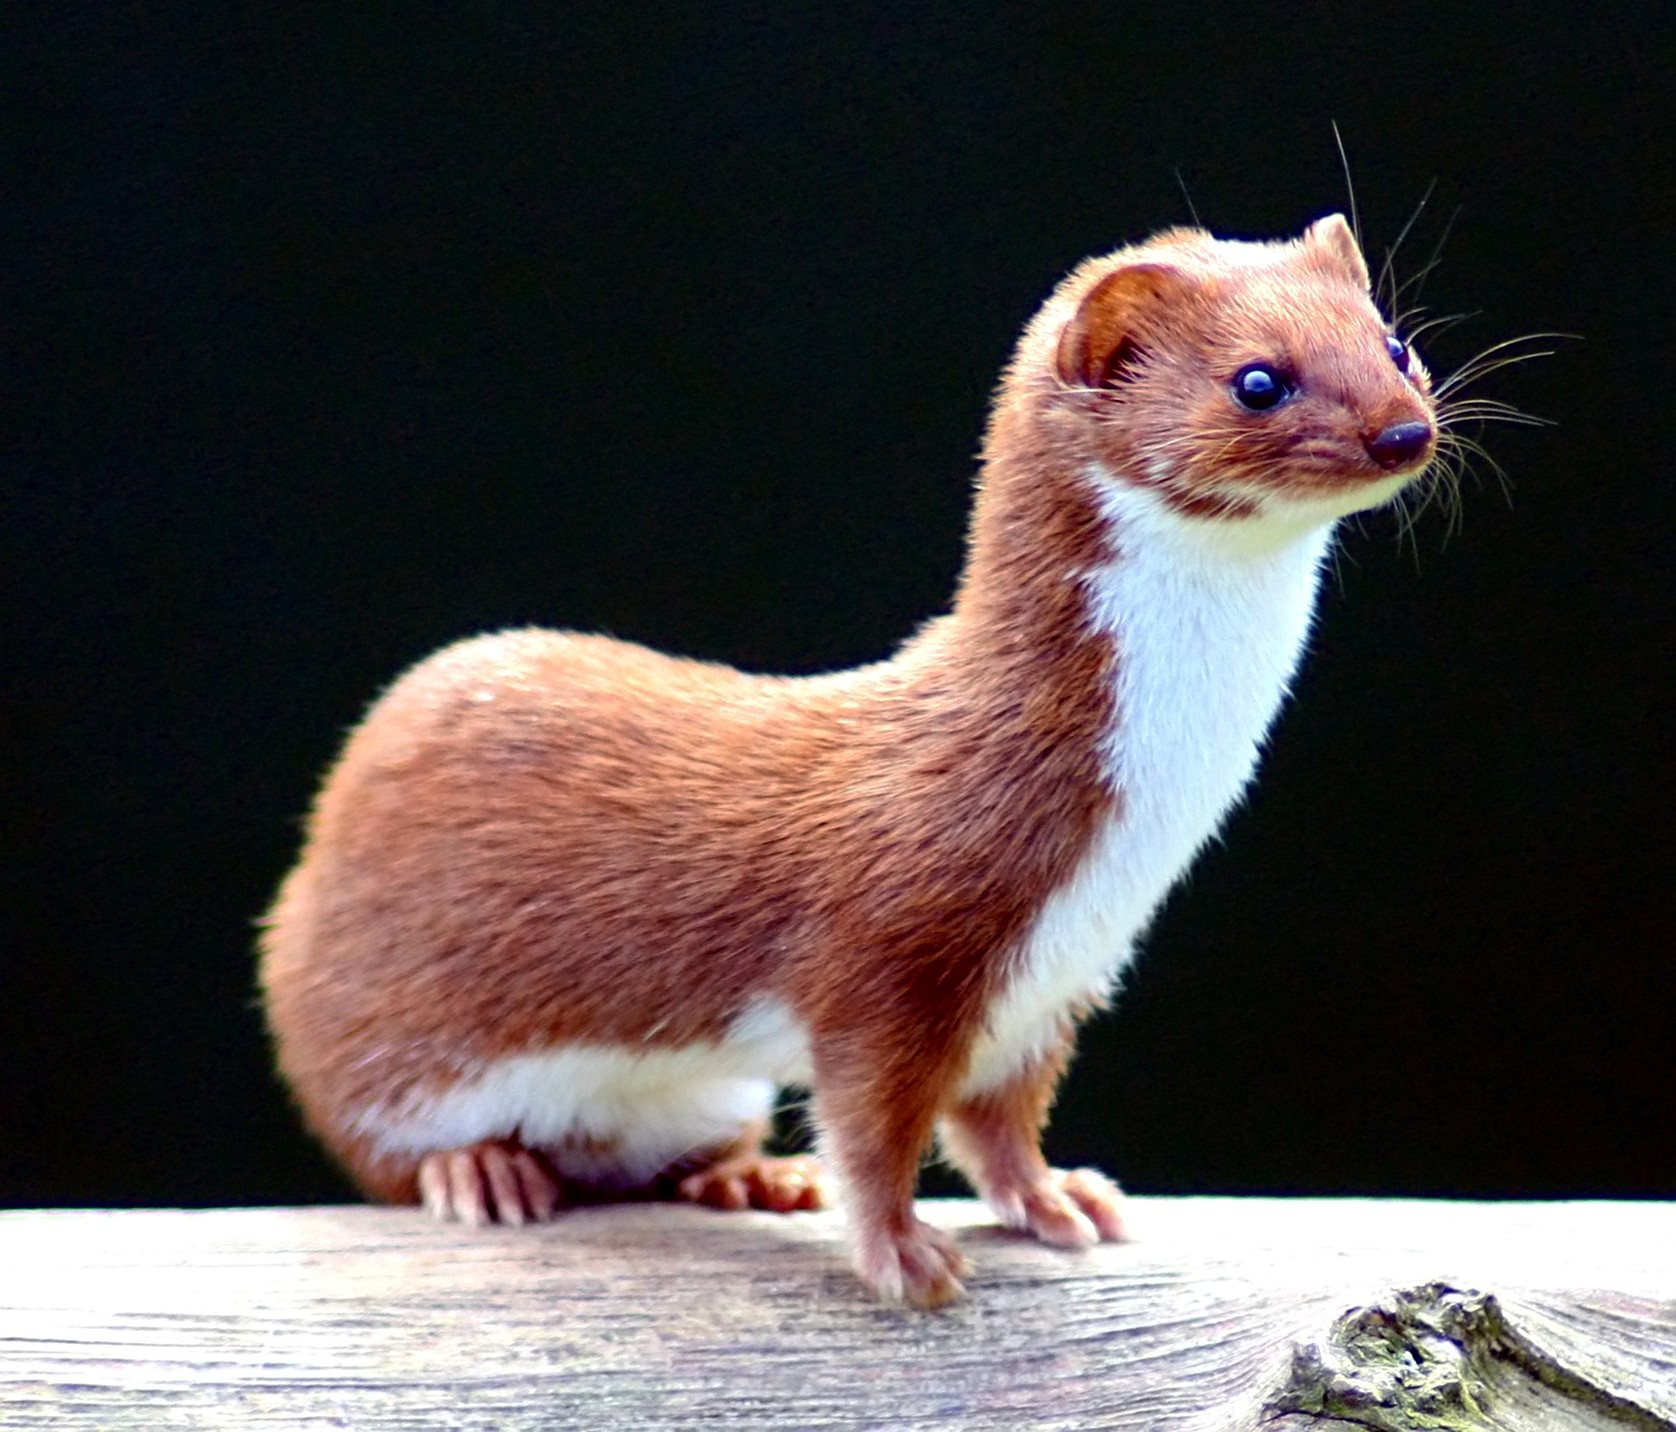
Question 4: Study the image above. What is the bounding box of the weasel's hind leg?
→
[673,1120,830,1213]
[417,1139,567,1227]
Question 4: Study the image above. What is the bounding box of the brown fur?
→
[1047,214,1433,518]
[261,214,1436,1305]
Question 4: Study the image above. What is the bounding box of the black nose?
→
[1364,420,1434,470]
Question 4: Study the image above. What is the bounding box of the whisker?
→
[1421,449,1468,546]
[1378,179,1437,317]
[1440,392,1552,414]
[1438,432,1516,504]
[1433,330,1576,394]
[1331,120,1361,249]
[1436,348,1563,397]
[1174,166,1202,228]
[1402,310,1477,346]
[1391,203,1461,312]
[1446,329,1577,360]
[1326,536,1348,596]
[1439,395,1549,415]
[1390,481,1426,567]
[1439,403,1552,429]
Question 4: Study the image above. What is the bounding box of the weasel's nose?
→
[1364,420,1434,470]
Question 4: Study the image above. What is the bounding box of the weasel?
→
[261,215,1438,1307]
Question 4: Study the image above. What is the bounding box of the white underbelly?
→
[351,996,813,1186]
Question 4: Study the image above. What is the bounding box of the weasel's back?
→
[259,629,839,1170]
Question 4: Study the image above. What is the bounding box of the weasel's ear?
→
[1305,213,1370,291]
[1055,263,1196,387]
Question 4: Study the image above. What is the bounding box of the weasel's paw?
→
[417,1141,566,1227]
[989,1167,1128,1249]
[854,1219,970,1308]
[677,1154,830,1213]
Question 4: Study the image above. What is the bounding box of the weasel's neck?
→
[939,446,1334,1093]
[1084,472,1331,821]
[942,412,1333,761]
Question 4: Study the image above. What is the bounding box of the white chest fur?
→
[962,480,1333,1093]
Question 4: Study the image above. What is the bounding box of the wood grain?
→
[1,1199,1672,1429]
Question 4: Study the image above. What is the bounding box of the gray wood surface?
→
[2,1198,1672,1429]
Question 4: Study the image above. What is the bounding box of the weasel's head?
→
[1043,215,1436,533]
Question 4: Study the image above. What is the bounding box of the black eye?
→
[1386,333,1411,373]
[1232,364,1289,411]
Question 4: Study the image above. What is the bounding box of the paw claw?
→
[513,1148,561,1222]
[416,1141,566,1226]
[1060,1166,1127,1242]
[855,1218,969,1308]
[988,1167,1127,1248]
[677,1155,830,1214]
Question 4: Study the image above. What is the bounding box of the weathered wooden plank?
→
[1,1199,1672,1429]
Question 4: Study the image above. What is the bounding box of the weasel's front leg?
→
[813,1040,971,1308]
[940,1037,1127,1249]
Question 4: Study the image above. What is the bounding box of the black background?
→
[8,4,1672,1210]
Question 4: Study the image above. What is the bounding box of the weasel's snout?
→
[1364,420,1434,471]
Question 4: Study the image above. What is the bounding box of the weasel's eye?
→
[1386,334,1411,373]
[1232,364,1289,411]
